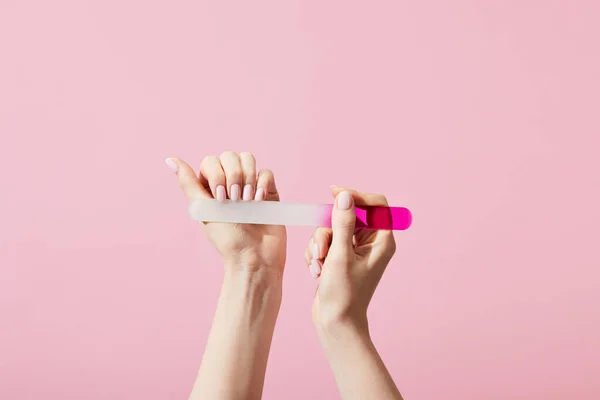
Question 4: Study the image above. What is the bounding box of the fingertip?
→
[312,241,320,259]
[165,157,179,173]
[309,259,322,278]
[335,191,354,211]
[313,228,332,259]
[167,157,208,200]
[254,187,265,201]
[256,168,279,200]
[330,192,357,254]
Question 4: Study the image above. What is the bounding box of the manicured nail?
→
[312,242,320,259]
[243,184,253,201]
[309,259,322,278]
[255,187,264,201]
[230,184,241,201]
[165,158,178,173]
[337,191,352,210]
[216,185,226,201]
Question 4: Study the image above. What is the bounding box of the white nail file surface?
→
[189,199,326,226]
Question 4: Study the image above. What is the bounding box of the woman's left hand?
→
[166,152,287,276]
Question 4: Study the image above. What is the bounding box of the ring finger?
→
[239,152,257,201]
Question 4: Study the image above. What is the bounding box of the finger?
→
[199,156,226,201]
[307,228,332,279]
[313,227,333,260]
[306,236,323,279]
[330,185,389,206]
[165,157,210,200]
[255,168,279,201]
[304,241,312,266]
[304,236,317,266]
[305,229,331,273]
[329,191,356,260]
[219,151,243,201]
[239,152,257,201]
[330,186,394,241]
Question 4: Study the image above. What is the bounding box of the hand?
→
[168,153,286,400]
[166,152,287,275]
[305,186,397,334]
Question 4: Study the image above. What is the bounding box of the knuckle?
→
[178,177,188,190]
[219,150,237,160]
[239,151,255,161]
[374,193,389,206]
[304,250,311,264]
[244,173,257,185]
[383,234,397,255]
[259,168,273,178]
[334,218,355,231]
[315,227,330,242]
[228,169,243,182]
[243,165,257,179]
[201,155,218,167]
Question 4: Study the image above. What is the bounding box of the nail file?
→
[188,199,412,230]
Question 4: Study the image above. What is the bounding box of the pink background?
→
[1,1,599,399]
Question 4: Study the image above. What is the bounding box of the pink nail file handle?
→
[188,199,412,230]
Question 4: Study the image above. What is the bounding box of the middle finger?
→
[219,151,243,201]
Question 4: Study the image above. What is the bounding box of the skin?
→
[305,187,404,400]
[166,152,402,400]
[167,152,285,400]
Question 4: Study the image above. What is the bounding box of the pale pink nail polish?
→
[230,184,241,201]
[243,184,253,201]
[164,158,178,173]
[337,191,352,210]
[255,187,264,201]
[216,185,226,201]
[312,242,319,259]
[309,259,322,278]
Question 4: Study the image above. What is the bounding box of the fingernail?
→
[309,259,322,278]
[216,185,226,201]
[243,184,253,201]
[255,187,264,201]
[165,158,178,173]
[230,184,241,201]
[312,242,320,259]
[337,191,352,210]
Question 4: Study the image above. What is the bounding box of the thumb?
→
[165,157,209,200]
[329,191,356,258]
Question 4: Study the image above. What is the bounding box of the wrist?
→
[223,250,285,280]
[224,256,283,284]
[316,318,374,359]
[223,266,283,287]
[315,315,370,345]
[221,262,283,311]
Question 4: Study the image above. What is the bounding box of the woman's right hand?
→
[304,187,404,400]
[304,186,397,335]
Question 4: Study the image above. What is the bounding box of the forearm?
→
[318,322,403,400]
[190,266,282,400]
